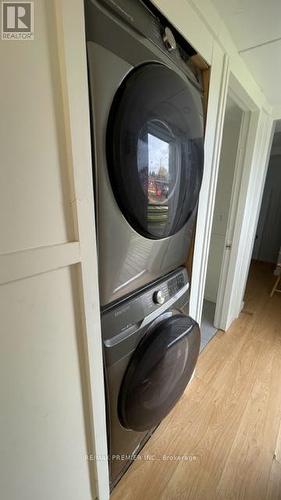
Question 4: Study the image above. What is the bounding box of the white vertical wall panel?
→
[0,267,92,500]
[0,0,74,254]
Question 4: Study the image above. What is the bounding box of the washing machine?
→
[85,0,204,307]
[102,266,200,488]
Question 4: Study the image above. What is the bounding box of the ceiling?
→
[212,0,281,108]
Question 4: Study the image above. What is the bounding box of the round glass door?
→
[118,314,200,431]
[107,63,204,239]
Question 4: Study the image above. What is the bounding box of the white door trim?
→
[189,42,229,324]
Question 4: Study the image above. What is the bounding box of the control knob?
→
[153,290,165,305]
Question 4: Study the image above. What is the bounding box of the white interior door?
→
[214,110,250,330]
[204,99,243,304]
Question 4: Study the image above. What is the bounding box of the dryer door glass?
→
[107,63,204,239]
[118,314,200,431]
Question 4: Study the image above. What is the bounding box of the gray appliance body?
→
[101,266,200,488]
[85,0,204,307]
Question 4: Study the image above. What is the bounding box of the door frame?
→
[189,44,230,323]
[190,70,274,330]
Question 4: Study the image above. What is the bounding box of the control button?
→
[153,290,165,305]
[162,26,177,52]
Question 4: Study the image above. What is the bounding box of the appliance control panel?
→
[101,267,189,341]
[151,272,186,306]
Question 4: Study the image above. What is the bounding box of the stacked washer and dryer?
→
[85,0,204,489]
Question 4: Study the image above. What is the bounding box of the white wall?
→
[253,154,281,263]
[205,100,242,302]
[0,1,108,499]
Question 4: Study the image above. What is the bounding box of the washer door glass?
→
[118,314,200,431]
[107,63,204,239]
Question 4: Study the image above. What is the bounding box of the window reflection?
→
[147,133,169,204]
[138,120,179,234]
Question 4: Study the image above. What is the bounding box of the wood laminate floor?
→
[111,261,281,500]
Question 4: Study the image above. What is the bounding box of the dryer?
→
[85,0,204,307]
[102,266,200,489]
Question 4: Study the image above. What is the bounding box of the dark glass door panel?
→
[118,314,200,431]
[107,63,204,239]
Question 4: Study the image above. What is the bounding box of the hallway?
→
[112,262,281,500]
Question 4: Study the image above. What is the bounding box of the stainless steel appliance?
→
[85,0,204,307]
[102,266,200,488]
